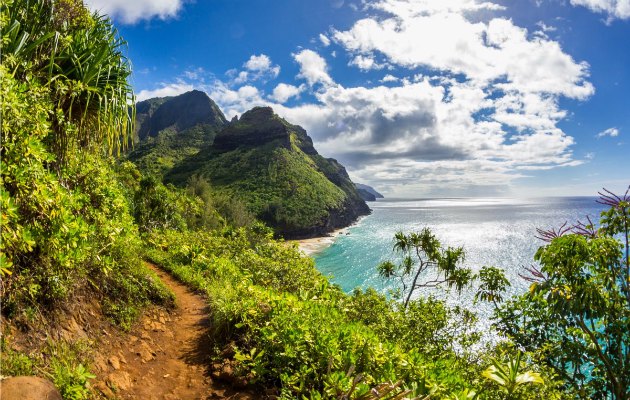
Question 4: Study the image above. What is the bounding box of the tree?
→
[475,266,510,310]
[1,0,134,163]
[378,228,475,308]
[496,187,630,399]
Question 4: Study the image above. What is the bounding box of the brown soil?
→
[91,263,261,400]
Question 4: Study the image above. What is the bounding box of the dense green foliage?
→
[144,227,569,399]
[0,64,172,327]
[129,124,220,178]
[1,4,172,397]
[172,144,347,231]
[128,90,228,178]
[2,0,134,161]
[3,1,624,399]
[495,189,630,399]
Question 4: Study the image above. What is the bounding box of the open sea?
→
[313,197,606,332]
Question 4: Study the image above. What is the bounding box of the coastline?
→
[291,214,369,257]
[292,227,349,256]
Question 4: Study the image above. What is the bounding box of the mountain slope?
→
[166,106,370,238]
[128,91,227,177]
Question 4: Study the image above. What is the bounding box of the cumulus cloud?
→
[380,74,399,82]
[136,82,193,101]
[244,54,280,76]
[597,127,620,138]
[270,83,304,103]
[294,50,335,87]
[349,54,385,71]
[225,54,281,85]
[84,0,184,24]
[333,1,593,99]
[570,0,630,21]
[258,0,589,192]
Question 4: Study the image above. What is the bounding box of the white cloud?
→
[319,34,331,47]
[372,0,505,16]
[225,54,281,86]
[85,0,183,24]
[243,54,280,78]
[349,54,385,71]
[183,67,206,81]
[244,54,280,76]
[536,21,557,32]
[570,0,630,21]
[294,49,335,86]
[333,1,593,99]
[136,82,193,101]
[597,127,620,138]
[380,74,399,82]
[270,83,304,103]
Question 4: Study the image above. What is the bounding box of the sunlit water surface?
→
[314,197,605,335]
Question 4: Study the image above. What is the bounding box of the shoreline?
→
[291,227,349,257]
[291,215,369,257]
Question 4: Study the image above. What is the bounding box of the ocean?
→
[313,197,607,331]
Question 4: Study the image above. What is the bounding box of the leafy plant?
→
[475,266,510,309]
[482,352,544,399]
[144,228,507,399]
[1,0,133,163]
[378,228,475,308]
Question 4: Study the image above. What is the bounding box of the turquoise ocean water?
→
[314,197,606,331]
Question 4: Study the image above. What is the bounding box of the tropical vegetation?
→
[1,0,628,399]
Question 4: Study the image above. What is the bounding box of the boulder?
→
[0,376,62,400]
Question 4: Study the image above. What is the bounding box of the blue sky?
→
[86,0,629,197]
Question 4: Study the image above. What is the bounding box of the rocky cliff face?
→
[355,183,384,201]
[213,107,292,151]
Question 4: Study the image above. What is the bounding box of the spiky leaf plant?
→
[1,0,134,163]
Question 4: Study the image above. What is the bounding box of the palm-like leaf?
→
[482,352,544,396]
[1,0,134,162]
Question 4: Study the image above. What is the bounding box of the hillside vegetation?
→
[132,95,370,238]
[2,1,627,399]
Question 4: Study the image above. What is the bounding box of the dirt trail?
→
[92,263,256,400]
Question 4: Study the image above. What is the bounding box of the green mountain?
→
[163,105,370,238]
[128,90,227,177]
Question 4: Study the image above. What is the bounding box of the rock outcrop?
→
[135,90,227,141]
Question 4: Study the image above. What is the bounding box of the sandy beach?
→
[291,227,350,256]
